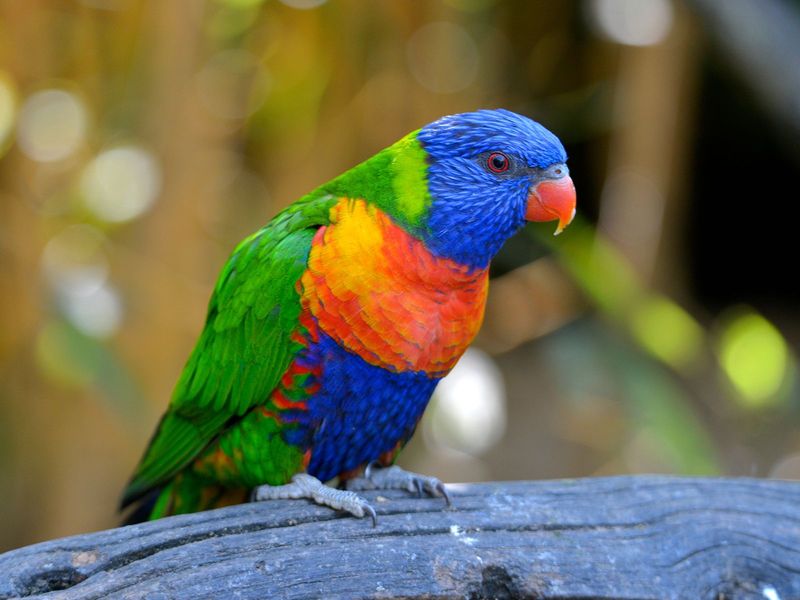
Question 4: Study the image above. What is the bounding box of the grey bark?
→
[1,477,799,599]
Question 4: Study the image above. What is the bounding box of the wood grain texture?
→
[1,477,799,599]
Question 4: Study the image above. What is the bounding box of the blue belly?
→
[282,330,439,483]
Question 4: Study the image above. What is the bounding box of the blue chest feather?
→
[282,330,438,482]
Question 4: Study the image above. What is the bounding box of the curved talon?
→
[364,460,379,480]
[364,504,377,527]
[351,464,452,508]
[436,481,452,507]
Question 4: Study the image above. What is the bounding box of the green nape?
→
[320,130,432,234]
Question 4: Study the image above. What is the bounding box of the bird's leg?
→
[345,462,451,506]
[252,473,377,526]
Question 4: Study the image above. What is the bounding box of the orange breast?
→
[301,198,488,377]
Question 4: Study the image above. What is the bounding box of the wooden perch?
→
[2,476,799,599]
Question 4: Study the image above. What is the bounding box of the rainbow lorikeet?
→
[121,109,576,524]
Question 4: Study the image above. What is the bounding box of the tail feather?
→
[120,471,249,523]
[121,488,160,525]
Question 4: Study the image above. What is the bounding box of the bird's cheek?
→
[526,175,577,235]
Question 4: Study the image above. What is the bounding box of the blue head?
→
[417,109,575,268]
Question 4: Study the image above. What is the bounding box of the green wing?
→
[121,194,336,508]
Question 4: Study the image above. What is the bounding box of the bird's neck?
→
[300,198,488,377]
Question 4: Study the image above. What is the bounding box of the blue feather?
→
[417,109,567,268]
[283,330,438,482]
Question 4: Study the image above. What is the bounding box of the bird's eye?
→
[487,152,510,174]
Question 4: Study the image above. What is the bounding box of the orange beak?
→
[525,175,577,235]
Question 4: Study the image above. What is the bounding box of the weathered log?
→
[1,476,799,599]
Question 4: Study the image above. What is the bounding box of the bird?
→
[120,109,576,524]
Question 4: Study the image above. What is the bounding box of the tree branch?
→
[2,477,799,599]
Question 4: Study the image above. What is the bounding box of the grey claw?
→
[365,504,378,527]
[437,482,452,507]
[253,474,378,524]
[352,464,452,509]
[364,460,379,480]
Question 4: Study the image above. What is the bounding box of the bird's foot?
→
[345,463,451,506]
[252,473,377,526]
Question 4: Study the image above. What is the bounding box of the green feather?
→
[122,130,434,512]
[388,134,432,225]
[319,131,431,234]
[121,193,336,508]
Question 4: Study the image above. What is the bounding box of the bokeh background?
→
[2,0,799,551]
